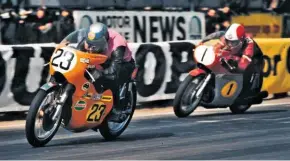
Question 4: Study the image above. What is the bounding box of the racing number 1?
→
[87,104,106,122]
[227,83,234,96]
[221,81,238,98]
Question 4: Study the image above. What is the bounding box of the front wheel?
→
[99,82,137,141]
[229,104,251,114]
[173,74,205,118]
[25,89,62,147]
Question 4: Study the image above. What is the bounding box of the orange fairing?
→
[49,46,113,130]
[69,89,114,129]
[49,46,108,97]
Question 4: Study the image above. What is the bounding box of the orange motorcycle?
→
[25,43,137,147]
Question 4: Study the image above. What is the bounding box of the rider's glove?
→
[227,59,238,69]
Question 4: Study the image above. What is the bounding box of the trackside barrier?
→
[0,39,289,112]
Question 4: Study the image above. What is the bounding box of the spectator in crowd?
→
[55,8,75,43]
[205,9,220,35]
[222,0,249,14]
[0,7,18,44]
[202,4,233,36]
[30,7,56,43]
[14,8,36,44]
[218,6,232,30]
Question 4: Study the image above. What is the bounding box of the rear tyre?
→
[173,74,205,118]
[99,82,136,141]
[229,104,251,114]
[25,89,62,147]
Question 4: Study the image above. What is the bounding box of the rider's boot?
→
[91,77,128,123]
[108,83,129,123]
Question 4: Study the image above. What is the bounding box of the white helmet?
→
[224,23,246,49]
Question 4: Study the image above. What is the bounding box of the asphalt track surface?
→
[1,98,290,159]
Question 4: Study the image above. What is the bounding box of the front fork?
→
[52,84,75,121]
[195,74,212,99]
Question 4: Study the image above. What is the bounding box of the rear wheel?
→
[229,104,251,114]
[99,82,136,141]
[25,89,62,147]
[173,74,205,117]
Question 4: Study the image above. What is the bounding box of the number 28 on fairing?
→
[51,48,78,73]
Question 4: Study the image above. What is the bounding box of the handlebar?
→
[220,58,235,72]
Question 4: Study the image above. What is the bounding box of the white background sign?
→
[73,11,205,43]
[0,41,198,111]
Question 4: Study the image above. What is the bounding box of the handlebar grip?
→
[220,58,235,71]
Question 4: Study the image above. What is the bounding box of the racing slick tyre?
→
[99,82,136,141]
[173,74,205,118]
[229,104,251,114]
[25,89,62,147]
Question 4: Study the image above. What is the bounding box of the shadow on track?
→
[46,132,174,147]
[0,112,27,121]
[186,109,288,119]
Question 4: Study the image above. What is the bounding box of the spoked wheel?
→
[99,83,137,141]
[25,89,62,147]
[173,75,205,117]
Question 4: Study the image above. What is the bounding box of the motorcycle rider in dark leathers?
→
[62,22,136,123]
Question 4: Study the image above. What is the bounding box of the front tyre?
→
[99,82,137,141]
[173,74,205,118]
[25,89,62,147]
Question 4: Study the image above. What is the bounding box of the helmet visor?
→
[86,37,108,54]
[226,39,241,47]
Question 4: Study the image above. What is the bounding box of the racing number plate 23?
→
[86,102,106,123]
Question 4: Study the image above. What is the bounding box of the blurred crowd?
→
[201,7,232,35]
[0,0,287,44]
[0,6,75,44]
[200,0,283,35]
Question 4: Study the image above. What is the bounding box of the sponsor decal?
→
[80,58,90,64]
[83,92,92,99]
[74,100,86,111]
[92,93,102,100]
[101,95,113,102]
[82,82,90,91]
[87,64,96,69]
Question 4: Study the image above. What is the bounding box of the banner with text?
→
[0,41,199,111]
[1,39,290,112]
[232,13,283,38]
[72,11,206,43]
[257,39,290,93]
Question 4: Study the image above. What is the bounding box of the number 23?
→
[51,49,74,70]
[87,104,106,122]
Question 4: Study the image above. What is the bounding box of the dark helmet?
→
[85,22,109,54]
